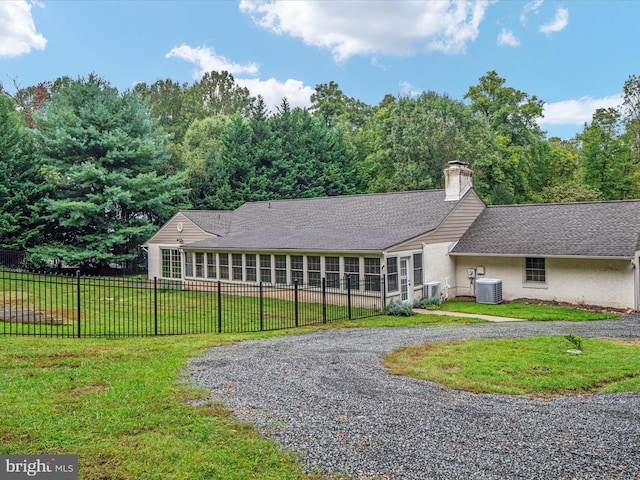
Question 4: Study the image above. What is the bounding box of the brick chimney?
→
[444,161,473,201]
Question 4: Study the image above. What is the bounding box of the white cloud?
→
[166,44,313,111]
[497,28,520,47]
[398,81,423,97]
[239,0,491,62]
[540,94,623,126]
[520,0,543,25]
[0,0,47,57]
[539,7,569,34]
[237,77,314,111]
[166,45,259,77]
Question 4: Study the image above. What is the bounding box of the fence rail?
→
[0,270,385,337]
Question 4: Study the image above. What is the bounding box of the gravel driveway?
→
[187,317,640,479]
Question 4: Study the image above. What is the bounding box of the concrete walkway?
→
[413,308,528,322]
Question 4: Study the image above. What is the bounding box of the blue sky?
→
[1,0,638,140]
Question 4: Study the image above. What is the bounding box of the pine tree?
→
[0,95,44,249]
[31,74,190,269]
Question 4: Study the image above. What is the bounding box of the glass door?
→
[400,257,410,303]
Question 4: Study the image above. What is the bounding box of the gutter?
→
[448,252,633,261]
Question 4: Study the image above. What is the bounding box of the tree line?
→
[1,70,639,270]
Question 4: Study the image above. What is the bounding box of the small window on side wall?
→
[387,256,398,292]
[525,257,546,283]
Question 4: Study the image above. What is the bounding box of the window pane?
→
[232,254,243,281]
[325,256,340,288]
[526,257,546,282]
[162,249,182,278]
[260,255,272,283]
[219,253,229,280]
[195,252,205,278]
[171,250,182,278]
[207,253,216,278]
[344,257,359,289]
[161,249,171,278]
[307,256,321,286]
[246,254,257,282]
[275,255,287,284]
[413,253,423,286]
[387,256,398,292]
[365,258,381,292]
[185,252,194,277]
[291,255,303,284]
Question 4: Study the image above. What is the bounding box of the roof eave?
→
[449,252,633,260]
[180,245,385,255]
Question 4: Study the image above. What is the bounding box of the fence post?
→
[294,280,299,327]
[381,274,386,312]
[347,276,352,320]
[76,270,81,338]
[259,282,264,331]
[217,281,222,333]
[154,277,158,336]
[322,277,327,324]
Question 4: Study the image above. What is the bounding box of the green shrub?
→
[384,300,414,316]
[414,296,442,309]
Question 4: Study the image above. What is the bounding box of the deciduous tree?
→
[578,108,638,200]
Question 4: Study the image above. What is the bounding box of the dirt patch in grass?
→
[68,384,110,396]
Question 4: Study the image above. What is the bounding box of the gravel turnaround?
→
[187,317,640,479]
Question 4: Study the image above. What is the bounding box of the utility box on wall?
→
[476,278,503,304]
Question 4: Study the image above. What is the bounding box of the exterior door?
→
[400,257,410,303]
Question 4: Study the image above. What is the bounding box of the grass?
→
[0,313,481,480]
[438,300,620,321]
[383,336,640,395]
[0,332,329,480]
[0,299,629,478]
[0,271,380,336]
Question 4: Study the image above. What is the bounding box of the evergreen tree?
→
[31,74,190,269]
[0,95,45,249]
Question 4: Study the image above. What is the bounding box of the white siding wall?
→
[423,242,457,299]
[453,256,636,310]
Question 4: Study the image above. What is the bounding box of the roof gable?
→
[451,200,640,258]
[180,210,233,236]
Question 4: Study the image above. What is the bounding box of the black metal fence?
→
[0,269,385,337]
[0,249,25,270]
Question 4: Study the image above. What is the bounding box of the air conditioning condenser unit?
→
[424,281,441,299]
[476,278,503,304]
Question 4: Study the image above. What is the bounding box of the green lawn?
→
[0,313,481,480]
[0,333,315,480]
[384,335,640,395]
[0,303,630,479]
[0,271,379,336]
[438,299,620,321]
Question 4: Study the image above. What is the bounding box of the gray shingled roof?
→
[184,190,457,252]
[181,210,233,236]
[451,200,640,258]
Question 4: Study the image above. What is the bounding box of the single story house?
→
[145,161,640,311]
